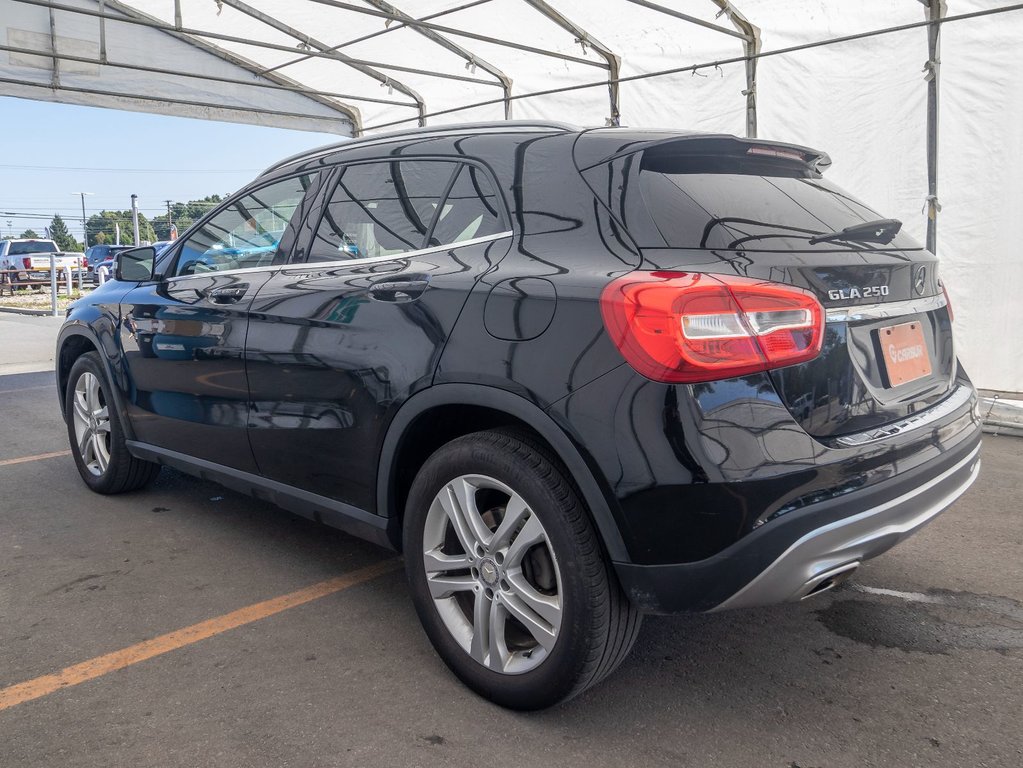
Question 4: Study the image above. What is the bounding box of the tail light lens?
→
[22,258,32,269]
[600,271,824,383]
[940,280,954,321]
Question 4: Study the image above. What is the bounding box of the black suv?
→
[57,122,981,709]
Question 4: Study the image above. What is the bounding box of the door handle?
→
[201,284,249,304]
[368,276,430,303]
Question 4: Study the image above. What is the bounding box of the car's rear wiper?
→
[808,218,902,245]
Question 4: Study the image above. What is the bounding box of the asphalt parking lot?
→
[1,326,1021,767]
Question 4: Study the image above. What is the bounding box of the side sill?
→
[126,441,397,551]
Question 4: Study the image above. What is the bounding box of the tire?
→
[403,429,641,710]
[65,351,160,494]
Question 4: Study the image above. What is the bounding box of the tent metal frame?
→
[6,0,1023,251]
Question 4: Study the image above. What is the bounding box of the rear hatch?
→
[575,133,956,438]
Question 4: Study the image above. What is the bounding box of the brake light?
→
[600,271,825,383]
[746,146,805,162]
[22,258,32,269]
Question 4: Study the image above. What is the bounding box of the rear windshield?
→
[10,241,58,255]
[638,152,921,252]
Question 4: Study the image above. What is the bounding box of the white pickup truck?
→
[0,239,84,287]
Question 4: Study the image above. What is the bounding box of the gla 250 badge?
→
[828,285,890,301]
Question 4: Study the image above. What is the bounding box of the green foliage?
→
[19,228,41,239]
[86,210,156,247]
[48,215,82,252]
[152,194,223,240]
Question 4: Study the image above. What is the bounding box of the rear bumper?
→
[613,431,982,613]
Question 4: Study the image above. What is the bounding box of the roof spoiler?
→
[580,133,832,175]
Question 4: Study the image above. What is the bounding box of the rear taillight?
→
[22,258,32,269]
[600,271,824,383]
[940,280,954,321]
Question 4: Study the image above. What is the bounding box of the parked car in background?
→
[56,122,982,710]
[83,244,134,271]
[0,238,83,287]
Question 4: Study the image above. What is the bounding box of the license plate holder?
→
[878,320,931,387]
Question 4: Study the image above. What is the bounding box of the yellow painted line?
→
[0,450,71,467]
[0,559,401,711]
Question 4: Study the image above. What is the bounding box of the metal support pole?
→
[99,0,107,62]
[64,265,72,297]
[923,0,946,254]
[218,0,426,128]
[362,0,513,121]
[522,0,621,125]
[711,1,761,138]
[48,6,60,88]
[49,254,58,316]
[131,194,140,246]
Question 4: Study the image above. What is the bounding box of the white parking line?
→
[850,584,944,604]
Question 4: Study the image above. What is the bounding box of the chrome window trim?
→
[163,230,513,282]
[831,383,974,447]
[165,262,286,283]
[280,230,513,272]
[825,294,947,323]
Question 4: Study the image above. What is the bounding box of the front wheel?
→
[65,352,160,493]
[404,430,641,710]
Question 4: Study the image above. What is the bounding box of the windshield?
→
[10,241,59,255]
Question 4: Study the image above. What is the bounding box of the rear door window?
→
[307,160,458,263]
[428,163,505,247]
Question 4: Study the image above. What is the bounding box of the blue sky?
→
[0,97,344,242]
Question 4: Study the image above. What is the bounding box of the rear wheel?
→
[65,352,160,493]
[404,430,641,710]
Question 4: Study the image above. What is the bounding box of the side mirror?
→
[116,246,156,282]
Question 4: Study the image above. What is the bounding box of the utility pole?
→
[164,199,173,241]
[130,194,140,246]
[71,192,93,249]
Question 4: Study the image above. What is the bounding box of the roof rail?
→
[260,120,579,176]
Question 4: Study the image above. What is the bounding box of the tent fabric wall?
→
[2,0,1019,389]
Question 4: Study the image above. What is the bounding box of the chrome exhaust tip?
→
[798,562,860,600]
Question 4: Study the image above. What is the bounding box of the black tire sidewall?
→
[404,432,608,710]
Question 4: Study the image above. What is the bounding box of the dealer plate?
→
[879,320,931,387]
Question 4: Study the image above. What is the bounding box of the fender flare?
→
[376,383,630,562]
[55,319,137,442]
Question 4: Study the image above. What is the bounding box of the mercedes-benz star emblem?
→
[913,265,927,295]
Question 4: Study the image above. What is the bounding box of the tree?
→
[86,210,156,246]
[18,228,40,239]
[48,215,82,252]
[152,194,224,240]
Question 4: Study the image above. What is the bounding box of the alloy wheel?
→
[422,474,563,675]
[71,371,111,476]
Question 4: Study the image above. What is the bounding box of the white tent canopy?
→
[2,0,1021,391]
